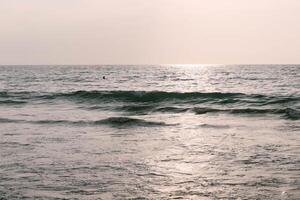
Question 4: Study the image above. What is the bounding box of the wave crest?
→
[1,90,299,105]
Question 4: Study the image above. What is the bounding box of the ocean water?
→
[0,65,299,200]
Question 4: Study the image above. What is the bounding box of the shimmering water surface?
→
[0,65,299,199]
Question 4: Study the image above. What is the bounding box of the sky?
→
[0,0,300,65]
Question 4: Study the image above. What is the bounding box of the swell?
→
[0,117,171,127]
[1,90,299,105]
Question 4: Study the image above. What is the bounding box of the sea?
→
[0,65,299,200]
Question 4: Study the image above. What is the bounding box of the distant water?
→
[0,65,299,199]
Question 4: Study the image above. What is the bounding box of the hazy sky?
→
[1,0,300,64]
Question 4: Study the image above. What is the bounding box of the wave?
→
[0,118,23,123]
[113,106,300,120]
[55,90,247,103]
[0,117,171,127]
[1,90,299,105]
[96,117,169,127]
[193,107,300,120]
[1,90,298,120]
[57,91,300,106]
[193,107,286,115]
[111,105,300,120]
[0,100,27,105]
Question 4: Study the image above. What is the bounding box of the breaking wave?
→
[1,90,299,105]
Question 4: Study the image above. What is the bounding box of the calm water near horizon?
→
[0,65,299,199]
